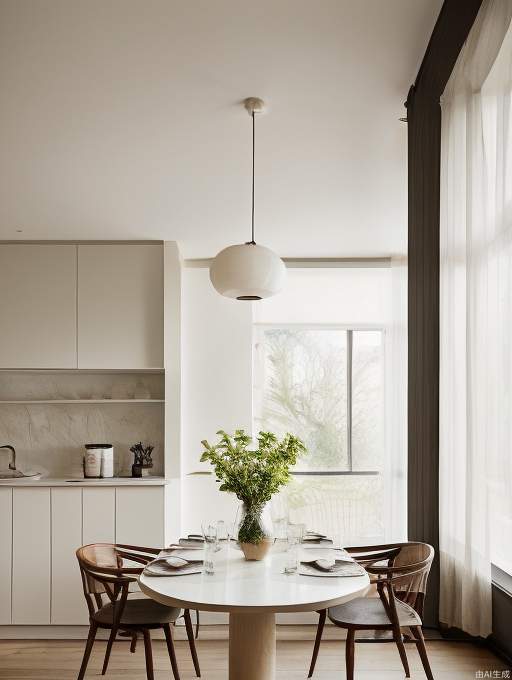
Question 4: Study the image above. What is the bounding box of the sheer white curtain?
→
[440,0,512,638]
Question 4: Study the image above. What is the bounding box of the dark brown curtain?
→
[406,0,482,627]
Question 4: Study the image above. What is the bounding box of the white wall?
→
[164,242,183,542]
[180,265,252,533]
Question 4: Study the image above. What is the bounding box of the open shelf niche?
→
[0,369,165,479]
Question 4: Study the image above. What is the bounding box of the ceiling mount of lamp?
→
[209,97,286,301]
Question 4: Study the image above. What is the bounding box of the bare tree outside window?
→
[254,327,385,544]
[257,329,348,470]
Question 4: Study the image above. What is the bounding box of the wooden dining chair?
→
[76,543,201,680]
[308,542,435,680]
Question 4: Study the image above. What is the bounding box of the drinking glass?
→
[273,516,288,541]
[284,523,305,574]
[202,524,217,574]
[228,506,240,546]
[216,520,227,542]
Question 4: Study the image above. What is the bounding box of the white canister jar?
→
[100,446,114,478]
[84,444,113,478]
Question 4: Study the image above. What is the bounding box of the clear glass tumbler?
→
[216,520,227,551]
[203,524,217,574]
[284,523,305,574]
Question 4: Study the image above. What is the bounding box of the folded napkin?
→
[179,536,205,547]
[302,547,354,563]
[299,559,366,578]
[302,536,334,547]
[143,554,203,577]
[177,535,236,550]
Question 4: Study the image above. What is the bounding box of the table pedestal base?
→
[229,611,276,680]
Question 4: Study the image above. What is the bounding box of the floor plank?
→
[0,628,509,679]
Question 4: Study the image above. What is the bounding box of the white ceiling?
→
[0,0,441,258]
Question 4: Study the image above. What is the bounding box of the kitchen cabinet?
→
[3,483,167,632]
[12,488,51,624]
[51,488,87,624]
[0,242,164,369]
[77,244,164,369]
[0,244,77,368]
[82,487,115,544]
[116,486,165,547]
[0,488,12,624]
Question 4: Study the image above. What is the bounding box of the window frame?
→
[253,322,386,478]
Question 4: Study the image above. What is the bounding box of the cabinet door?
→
[12,488,50,624]
[0,488,12,624]
[116,487,165,547]
[78,244,163,369]
[51,488,87,624]
[83,488,115,544]
[0,244,77,368]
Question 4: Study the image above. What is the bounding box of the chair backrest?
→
[76,543,160,618]
[347,542,434,617]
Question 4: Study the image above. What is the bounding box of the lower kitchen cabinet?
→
[51,488,87,624]
[12,488,51,624]
[116,486,165,547]
[82,487,115,544]
[0,484,167,627]
[0,488,12,624]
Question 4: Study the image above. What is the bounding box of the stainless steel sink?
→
[0,444,41,482]
[0,471,42,482]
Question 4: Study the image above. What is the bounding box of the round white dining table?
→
[139,544,370,680]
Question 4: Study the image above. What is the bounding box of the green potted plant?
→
[200,429,306,560]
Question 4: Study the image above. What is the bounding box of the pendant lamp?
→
[209,97,286,300]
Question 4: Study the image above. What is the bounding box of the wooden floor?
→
[0,627,509,680]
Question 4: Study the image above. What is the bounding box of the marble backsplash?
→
[0,372,164,478]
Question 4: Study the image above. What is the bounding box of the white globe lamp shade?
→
[210,243,286,300]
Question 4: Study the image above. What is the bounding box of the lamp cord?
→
[251,111,256,244]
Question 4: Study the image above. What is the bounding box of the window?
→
[254,325,387,544]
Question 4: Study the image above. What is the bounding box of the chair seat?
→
[93,597,181,627]
[328,597,422,629]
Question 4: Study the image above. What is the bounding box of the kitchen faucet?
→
[0,445,16,470]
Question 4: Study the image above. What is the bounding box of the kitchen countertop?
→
[0,476,169,487]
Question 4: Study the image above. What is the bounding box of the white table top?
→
[139,545,370,614]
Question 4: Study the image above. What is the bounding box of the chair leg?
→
[142,629,155,680]
[184,609,201,677]
[345,628,355,680]
[392,624,410,678]
[101,626,118,675]
[77,623,97,680]
[130,632,137,653]
[308,609,326,678]
[195,609,200,638]
[413,626,434,680]
[164,623,181,680]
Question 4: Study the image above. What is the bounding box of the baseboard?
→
[488,635,512,670]
[0,626,116,640]
[0,611,326,640]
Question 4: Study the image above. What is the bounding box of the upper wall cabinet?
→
[78,244,164,369]
[0,244,77,368]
